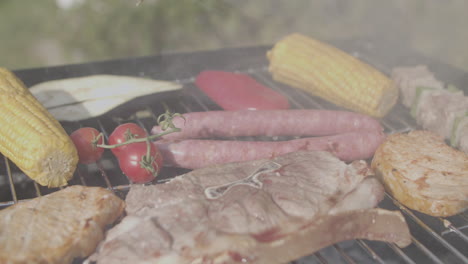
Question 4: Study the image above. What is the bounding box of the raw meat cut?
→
[88,151,411,264]
[0,185,125,264]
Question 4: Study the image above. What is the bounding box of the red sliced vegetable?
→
[195,70,290,110]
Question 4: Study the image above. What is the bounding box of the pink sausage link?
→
[152,110,383,140]
[154,131,386,169]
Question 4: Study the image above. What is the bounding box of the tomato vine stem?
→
[96,127,180,149]
[96,110,182,149]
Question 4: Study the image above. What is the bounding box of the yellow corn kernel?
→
[0,68,78,187]
[267,33,398,118]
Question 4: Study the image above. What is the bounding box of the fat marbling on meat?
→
[88,151,411,264]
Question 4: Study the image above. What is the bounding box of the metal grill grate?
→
[1,46,467,264]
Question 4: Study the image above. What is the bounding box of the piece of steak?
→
[88,151,411,264]
[0,185,125,264]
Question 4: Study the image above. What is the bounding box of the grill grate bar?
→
[291,88,333,109]
[108,184,130,192]
[314,252,329,264]
[33,182,42,197]
[387,113,413,131]
[440,219,468,243]
[96,119,120,191]
[97,161,114,190]
[133,115,150,135]
[386,243,417,264]
[186,88,211,112]
[355,240,385,264]
[377,119,399,134]
[77,167,88,186]
[385,193,468,263]
[178,100,194,114]
[96,118,110,140]
[174,76,196,86]
[252,71,319,109]
[459,214,468,224]
[251,72,324,109]
[462,212,468,218]
[4,156,17,204]
[333,244,357,264]
[0,200,15,208]
[148,105,162,126]
[410,236,445,264]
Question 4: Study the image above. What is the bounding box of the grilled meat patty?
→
[0,185,125,264]
[88,151,411,264]
[372,130,468,217]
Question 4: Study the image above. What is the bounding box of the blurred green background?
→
[1,0,467,71]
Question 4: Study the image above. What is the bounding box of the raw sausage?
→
[152,110,383,140]
[154,131,386,169]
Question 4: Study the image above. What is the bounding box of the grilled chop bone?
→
[88,151,411,264]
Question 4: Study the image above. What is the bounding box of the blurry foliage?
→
[0,0,237,69]
[59,0,235,59]
[1,0,468,71]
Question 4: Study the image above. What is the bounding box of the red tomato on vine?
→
[117,141,163,184]
[70,127,104,164]
[108,123,148,157]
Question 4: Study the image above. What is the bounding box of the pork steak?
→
[88,151,411,264]
[0,185,125,264]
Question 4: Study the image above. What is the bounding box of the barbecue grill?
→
[3,43,468,264]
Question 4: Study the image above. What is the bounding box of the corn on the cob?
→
[0,68,78,187]
[267,33,398,118]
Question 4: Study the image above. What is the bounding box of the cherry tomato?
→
[70,127,104,164]
[118,141,163,184]
[108,123,148,157]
